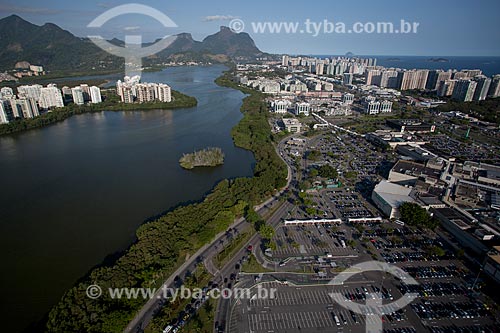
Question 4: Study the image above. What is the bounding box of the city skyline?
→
[0,0,499,56]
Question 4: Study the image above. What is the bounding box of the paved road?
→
[123,217,250,333]
[124,136,295,333]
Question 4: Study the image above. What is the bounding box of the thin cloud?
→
[0,3,62,15]
[97,2,114,9]
[203,15,239,22]
[124,26,140,31]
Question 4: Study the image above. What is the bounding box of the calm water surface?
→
[0,65,255,332]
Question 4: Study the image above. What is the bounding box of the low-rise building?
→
[372,180,415,219]
[386,119,436,133]
[282,118,302,133]
[271,100,291,113]
[294,102,310,116]
[389,160,442,186]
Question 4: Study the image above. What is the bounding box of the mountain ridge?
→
[0,15,268,72]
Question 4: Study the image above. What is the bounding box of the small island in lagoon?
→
[179,147,225,169]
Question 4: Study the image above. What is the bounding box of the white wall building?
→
[295,102,310,116]
[17,85,43,100]
[342,93,354,105]
[366,101,380,115]
[89,86,102,104]
[372,180,415,219]
[71,87,85,105]
[39,85,64,109]
[380,100,393,113]
[0,99,14,124]
[157,84,172,102]
[10,98,39,119]
[272,100,290,113]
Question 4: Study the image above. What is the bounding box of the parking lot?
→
[272,223,358,258]
[230,282,424,333]
[422,134,500,163]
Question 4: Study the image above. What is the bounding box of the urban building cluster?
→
[280,55,500,103]
[281,55,377,76]
[116,76,172,103]
[13,61,46,78]
[368,128,500,283]
[365,68,499,102]
[0,83,102,124]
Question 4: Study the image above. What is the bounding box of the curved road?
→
[124,135,295,333]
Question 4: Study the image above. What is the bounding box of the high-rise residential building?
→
[89,86,102,104]
[71,87,85,105]
[116,77,172,104]
[17,84,43,100]
[378,70,399,88]
[39,85,64,109]
[0,99,14,123]
[326,64,334,76]
[435,71,453,91]
[365,69,381,86]
[399,71,415,90]
[157,84,171,103]
[453,70,481,80]
[464,69,482,77]
[136,83,156,103]
[10,98,39,119]
[426,70,440,90]
[79,84,91,102]
[399,70,429,90]
[415,70,429,90]
[488,75,500,98]
[122,87,134,103]
[453,72,469,80]
[452,79,477,102]
[0,87,14,99]
[282,55,289,66]
[61,86,72,100]
[437,79,457,97]
[343,73,353,86]
[472,75,491,101]
[315,62,324,75]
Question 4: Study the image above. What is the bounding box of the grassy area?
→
[213,230,254,269]
[241,254,272,273]
[179,298,216,333]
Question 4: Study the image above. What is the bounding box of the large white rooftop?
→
[373,180,415,208]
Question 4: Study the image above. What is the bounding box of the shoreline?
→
[0,89,198,136]
[44,67,287,333]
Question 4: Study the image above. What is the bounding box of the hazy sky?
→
[1,0,499,56]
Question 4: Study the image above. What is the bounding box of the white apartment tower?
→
[39,85,64,109]
[157,84,172,102]
[71,87,85,105]
[90,86,102,104]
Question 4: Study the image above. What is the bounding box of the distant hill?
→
[200,26,263,58]
[0,15,122,73]
[0,15,268,72]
